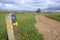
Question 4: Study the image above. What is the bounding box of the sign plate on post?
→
[6,13,15,40]
[6,13,20,40]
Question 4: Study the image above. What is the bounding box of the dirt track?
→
[35,14,60,40]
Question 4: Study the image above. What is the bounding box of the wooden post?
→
[6,13,20,40]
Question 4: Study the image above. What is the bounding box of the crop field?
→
[43,12,60,22]
[0,12,44,40]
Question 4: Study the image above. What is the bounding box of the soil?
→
[35,14,60,40]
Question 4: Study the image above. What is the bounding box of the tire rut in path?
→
[35,14,60,40]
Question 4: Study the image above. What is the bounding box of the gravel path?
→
[35,14,60,40]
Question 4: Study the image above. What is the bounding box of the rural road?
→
[35,14,60,40]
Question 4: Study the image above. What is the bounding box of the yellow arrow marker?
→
[7,22,13,32]
[7,22,11,29]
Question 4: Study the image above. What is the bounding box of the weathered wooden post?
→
[6,13,20,40]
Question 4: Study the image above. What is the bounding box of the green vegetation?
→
[0,13,8,40]
[16,12,44,40]
[0,12,44,40]
[43,12,60,22]
[0,11,60,40]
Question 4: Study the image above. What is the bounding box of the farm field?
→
[43,12,60,22]
[0,12,44,40]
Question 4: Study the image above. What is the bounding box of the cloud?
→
[0,0,60,12]
[0,3,2,6]
[4,3,14,8]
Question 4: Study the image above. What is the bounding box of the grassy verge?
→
[0,13,8,40]
[43,12,60,22]
[16,12,44,40]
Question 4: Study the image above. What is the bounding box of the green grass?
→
[43,12,60,22]
[16,12,44,40]
[0,13,8,40]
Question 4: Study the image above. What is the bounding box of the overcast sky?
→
[0,0,60,12]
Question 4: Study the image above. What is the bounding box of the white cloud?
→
[4,3,14,8]
[0,3,2,6]
[3,3,20,10]
[14,0,33,4]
